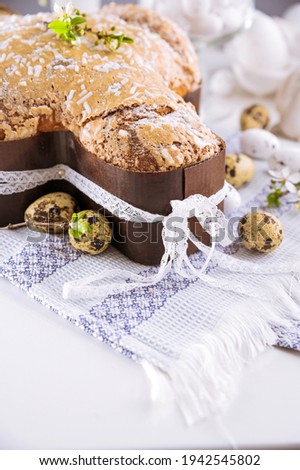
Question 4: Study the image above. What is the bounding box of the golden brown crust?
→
[0,11,220,173]
[100,3,201,96]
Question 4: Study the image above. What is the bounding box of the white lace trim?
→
[0,164,162,222]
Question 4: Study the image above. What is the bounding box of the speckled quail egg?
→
[69,210,112,255]
[240,104,270,130]
[225,153,255,189]
[238,211,284,253]
[240,128,280,160]
[25,192,78,233]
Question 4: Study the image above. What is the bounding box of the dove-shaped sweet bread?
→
[0,4,222,172]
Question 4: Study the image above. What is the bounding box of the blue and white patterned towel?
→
[0,134,299,423]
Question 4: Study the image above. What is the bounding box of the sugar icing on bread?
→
[100,2,201,96]
[0,4,222,172]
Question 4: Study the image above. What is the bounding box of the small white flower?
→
[65,2,76,16]
[268,167,290,180]
[53,1,76,18]
[53,2,64,16]
[269,167,300,194]
[286,173,300,194]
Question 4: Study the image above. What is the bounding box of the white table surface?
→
[0,275,299,450]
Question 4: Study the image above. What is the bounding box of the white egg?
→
[233,12,289,71]
[224,184,242,215]
[228,11,292,96]
[190,12,223,38]
[240,129,280,160]
[269,147,300,173]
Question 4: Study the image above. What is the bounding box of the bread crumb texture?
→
[0,4,222,172]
